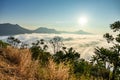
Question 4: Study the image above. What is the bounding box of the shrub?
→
[0,40,9,48]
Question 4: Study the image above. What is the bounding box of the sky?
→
[0,0,120,34]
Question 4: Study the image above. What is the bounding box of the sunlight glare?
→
[78,16,88,26]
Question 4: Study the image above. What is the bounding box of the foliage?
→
[110,21,120,32]
[49,36,63,54]
[53,47,80,63]
[30,39,51,65]
[73,59,90,78]
[1,21,120,80]
[0,40,9,48]
[91,21,120,80]
[7,36,21,47]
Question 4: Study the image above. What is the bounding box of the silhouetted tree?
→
[7,36,21,47]
[49,36,63,54]
[73,59,91,78]
[20,42,28,49]
[92,21,120,80]
[53,47,80,64]
[30,39,51,65]
[63,47,80,62]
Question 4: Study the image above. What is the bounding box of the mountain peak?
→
[74,30,91,34]
[0,23,31,35]
[34,27,60,34]
[0,23,92,35]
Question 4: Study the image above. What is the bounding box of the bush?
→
[0,40,9,48]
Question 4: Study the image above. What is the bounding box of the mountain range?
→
[0,23,91,36]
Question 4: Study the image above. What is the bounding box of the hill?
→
[0,23,31,35]
[33,27,60,34]
[0,23,92,35]
[73,30,92,34]
[60,30,91,34]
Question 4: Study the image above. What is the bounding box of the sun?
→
[78,16,88,26]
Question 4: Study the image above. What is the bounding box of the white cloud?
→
[0,33,111,60]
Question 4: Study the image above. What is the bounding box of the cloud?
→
[0,33,110,60]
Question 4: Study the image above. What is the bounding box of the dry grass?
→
[0,46,39,80]
[38,59,70,80]
[47,59,70,80]
[0,46,71,80]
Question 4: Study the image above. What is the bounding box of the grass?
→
[0,46,71,80]
[0,46,38,79]
[47,59,70,80]
[0,44,109,80]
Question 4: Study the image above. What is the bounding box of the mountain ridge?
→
[34,27,60,34]
[0,23,92,35]
[0,23,31,35]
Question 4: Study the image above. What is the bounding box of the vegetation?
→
[90,21,120,80]
[0,21,120,80]
[0,40,9,48]
[30,39,51,65]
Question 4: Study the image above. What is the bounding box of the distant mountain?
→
[0,23,92,35]
[73,30,92,34]
[33,27,60,34]
[0,23,31,35]
[60,30,91,34]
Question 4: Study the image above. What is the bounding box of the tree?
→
[7,36,21,47]
[63,47,80,62]
[20,42,28,49]
[53,47,80,64]
[30,39,51,65]
[91,48,110,80]
[49,36,63,54]
[73,59,91,78]
[92,21,120,80]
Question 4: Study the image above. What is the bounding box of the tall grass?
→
[47,59,70,80]
[0,46,39,79]
[0,46,71,80]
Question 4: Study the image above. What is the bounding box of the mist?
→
[0,33,110,60]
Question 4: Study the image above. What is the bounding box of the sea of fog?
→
[0,33,111,60]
